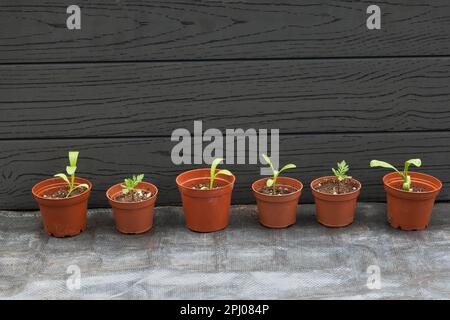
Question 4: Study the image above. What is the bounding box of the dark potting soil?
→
[42,186,87,199]
[392,184,428,193]
[258,185,297,196]
[114,189,153,202]
[191,183,220,190]
[313,178,359,195]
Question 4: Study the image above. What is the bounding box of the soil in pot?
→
[114,189,153,202]
[190,182,223,190]
[258,185,297,195]
[107,182,158,234]
[32,177,92,238]
[252,177,303,229]
[176,168,235,233]
[311,177,361,228]
[41,186,88,199]
[313,178,359,195]
[388,182,428,193]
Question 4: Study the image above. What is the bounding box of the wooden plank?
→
[0,132,448,210]
[0,1,450,62]
[1,58,450,138]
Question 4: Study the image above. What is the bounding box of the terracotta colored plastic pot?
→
[252,177,303,228]
[311,176,361,227]
[106,182,158,234]
[32,177,92,237]
[383,171,442,231]
[176,168,235,233]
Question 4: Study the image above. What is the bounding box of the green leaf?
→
[262,154,272,166]
[54,173,70,185]
[122,188,129,194]
[73,183,89,190]
[211,158,224,177]
[337,160,349,173]
[210,158,225,189]
[333,160,351,179]
[136,174,144,183]
[404,159,421,181]
[128,180,135,188]
[68,151,79,167]
[405,159,421,168]
[66,166,77,175]
[332,167,339,177]
[370,159,404,183]
[278,163,296,174]
[216,169,233,177]
[262,154,275,174]
[370,160,401,173]
[266,178,274,187]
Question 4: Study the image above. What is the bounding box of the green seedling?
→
[54,151,89,198]
[209,158,233,190]
[121,174,144,194]
[332,160,352,181]
[262,154,296,194]
[370,159,422,191]
[332,160,352,193]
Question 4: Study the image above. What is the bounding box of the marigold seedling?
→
[209,158,233,190]
[332,160,352,182]
[54,151,89,198]
[331,160,352,194]
[262,154,296,194]
[121,174,144,194]
[370,159,422,191]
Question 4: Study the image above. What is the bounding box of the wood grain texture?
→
[1,0,450,62]
[0,132,448,210]
[1,58,450,138]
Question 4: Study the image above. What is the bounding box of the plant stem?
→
[66,173,75,198]
[210,173,215,190]
[402,175,411,191]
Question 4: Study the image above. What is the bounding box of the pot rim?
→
[383,171,442,195]
[176,168,236,191]
[32,177,92,201]
[106,181,158,205]
[310,176,362,197]
[252,176,303,197]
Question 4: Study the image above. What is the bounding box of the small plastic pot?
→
[176,168,235,233]
[311,176,361,227]
[32,177,92,237]
[106,182,158,234]
[252,177,303,228]
[383,171,442,231]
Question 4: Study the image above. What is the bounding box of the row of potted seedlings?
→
[32,151,442,238]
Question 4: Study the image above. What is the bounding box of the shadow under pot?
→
[383,172,442,231]
[176,168,235,233]
[106,182,158,234]
[252,177,303,228]
[32,177,92,238]
[310,176,361,228]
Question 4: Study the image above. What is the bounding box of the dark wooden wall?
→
[0,1,449,209]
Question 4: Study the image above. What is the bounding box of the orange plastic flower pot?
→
[252,177,303,228]
[311,176,361,228]
[383,172,442,230]
[106,182,158,234]
[32,177,92,237]
[176,168,235,233]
